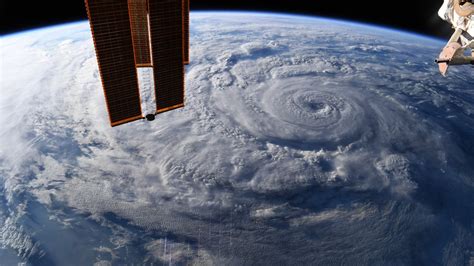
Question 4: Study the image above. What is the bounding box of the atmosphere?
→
[1,0,452,38]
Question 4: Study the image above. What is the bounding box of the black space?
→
[1,0,453,39]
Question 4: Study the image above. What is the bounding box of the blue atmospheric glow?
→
[2,11,445,44]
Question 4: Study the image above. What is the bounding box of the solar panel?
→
[86,0,143,127]
[129,0,152,67]
[149,0,185,113]
[183,0,190,64]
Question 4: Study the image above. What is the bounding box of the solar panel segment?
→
[85,0,143,127]
[149,0,185,113]
[129,0,153,67]
[183,0,190,64]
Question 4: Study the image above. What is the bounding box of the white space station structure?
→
[437,0,474,76]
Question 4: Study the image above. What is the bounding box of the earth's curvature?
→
[1,12,474,265]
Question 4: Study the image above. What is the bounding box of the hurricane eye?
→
[306,101,325,111]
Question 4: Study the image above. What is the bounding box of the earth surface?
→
[1,12,474,265]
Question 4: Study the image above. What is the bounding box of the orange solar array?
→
[85,0,189,126]
[129,0,153,67]
[85,0,143,127]
[149,0,185,113]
